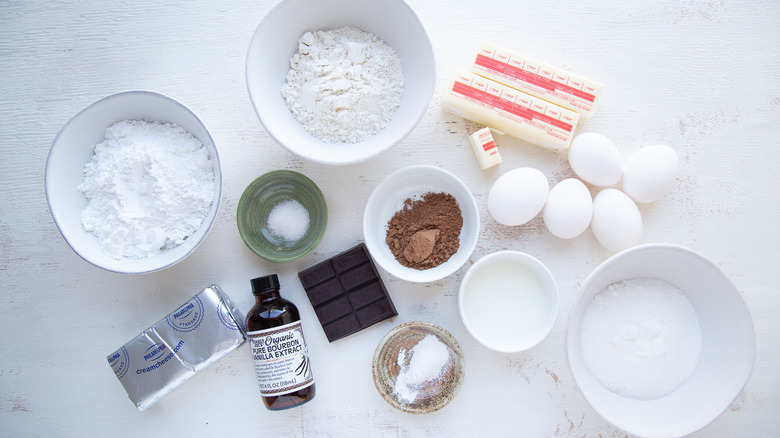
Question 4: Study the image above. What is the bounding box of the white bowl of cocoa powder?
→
[363,165,479,283]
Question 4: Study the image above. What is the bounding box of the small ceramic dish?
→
[459,251,559,353]
[237,170,327,262]
[363,165,479,282]
[372,321,465,414]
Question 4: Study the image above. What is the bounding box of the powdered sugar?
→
[281,26,404,143]
[78,120,215,259]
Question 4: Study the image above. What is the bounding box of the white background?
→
[1,0,779,436]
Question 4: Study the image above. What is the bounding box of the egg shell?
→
[568,133,624,187]
[543,178,593,239]
[488,167,549,226]
[622,144,679,203]
[591,188,642,252]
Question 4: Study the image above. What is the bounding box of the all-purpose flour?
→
[78,120,215,259]
[281,26,404,143]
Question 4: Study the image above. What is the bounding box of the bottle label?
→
[248,321,314,396]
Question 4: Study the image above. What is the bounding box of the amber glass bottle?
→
[246,274,315,410]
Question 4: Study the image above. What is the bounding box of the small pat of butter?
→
[468,127,502,170]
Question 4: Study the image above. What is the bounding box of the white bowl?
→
[363,165,479,282]
[459,251,558,353]
[45,91,222,274]
[566,244,755,438]
[245,0,435,165]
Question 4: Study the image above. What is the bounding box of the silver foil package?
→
[107,285,246,410]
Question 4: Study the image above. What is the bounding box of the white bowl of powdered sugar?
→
[566,244,755,437]
[46,91,221,274]
[246,0,435,165]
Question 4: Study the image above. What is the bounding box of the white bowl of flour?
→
[246,0,435,165]
[566,244,755,437]
[46,91,222,274]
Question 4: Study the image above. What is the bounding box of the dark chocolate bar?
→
[298,243,397,342]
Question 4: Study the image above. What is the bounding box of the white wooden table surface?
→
[1,1,778,436]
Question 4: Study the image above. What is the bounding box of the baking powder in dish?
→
[393,334,451,403]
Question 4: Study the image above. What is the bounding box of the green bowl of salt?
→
[237,170,327,263]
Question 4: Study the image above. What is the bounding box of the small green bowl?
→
[237,170,327,262]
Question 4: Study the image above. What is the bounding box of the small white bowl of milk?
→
[458,251,559,353]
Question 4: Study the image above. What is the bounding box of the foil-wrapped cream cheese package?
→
[107,285,246,410]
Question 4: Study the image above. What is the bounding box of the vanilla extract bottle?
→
[246,274,315,410]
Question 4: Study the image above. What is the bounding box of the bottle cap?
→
[250,274,280,296]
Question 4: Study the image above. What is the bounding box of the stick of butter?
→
[469,41,604,119]
[442,68,579,151]
[469,127,501,169]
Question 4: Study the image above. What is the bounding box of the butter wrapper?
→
[107,285,246,410]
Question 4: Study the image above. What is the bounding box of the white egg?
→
[622,144,679,203]
[591,188,642,252]
[488,167,549,226]
[568,133,624,187]
[543,178,593,239]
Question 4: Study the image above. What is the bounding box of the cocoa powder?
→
[385,192,462,270]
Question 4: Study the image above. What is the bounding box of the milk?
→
[461,259,553,350]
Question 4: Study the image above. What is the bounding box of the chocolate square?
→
[307,278,343,307]
[314,297,353,326]
[355,300,397,326]
[347,282,385,309]
[298,243,397,342]
[331,245,368,273]
[299,262,335,289]
[338,263,375,291]
[322,314,361,342]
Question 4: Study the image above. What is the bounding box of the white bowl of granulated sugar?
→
[246,0,435,165]
[566,244,755,437]
[46,91,222,274]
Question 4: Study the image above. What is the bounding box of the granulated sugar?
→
[78,120,215,259]
[393,334,450,403]
[579,277,702,400]
[281,26,404,143]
